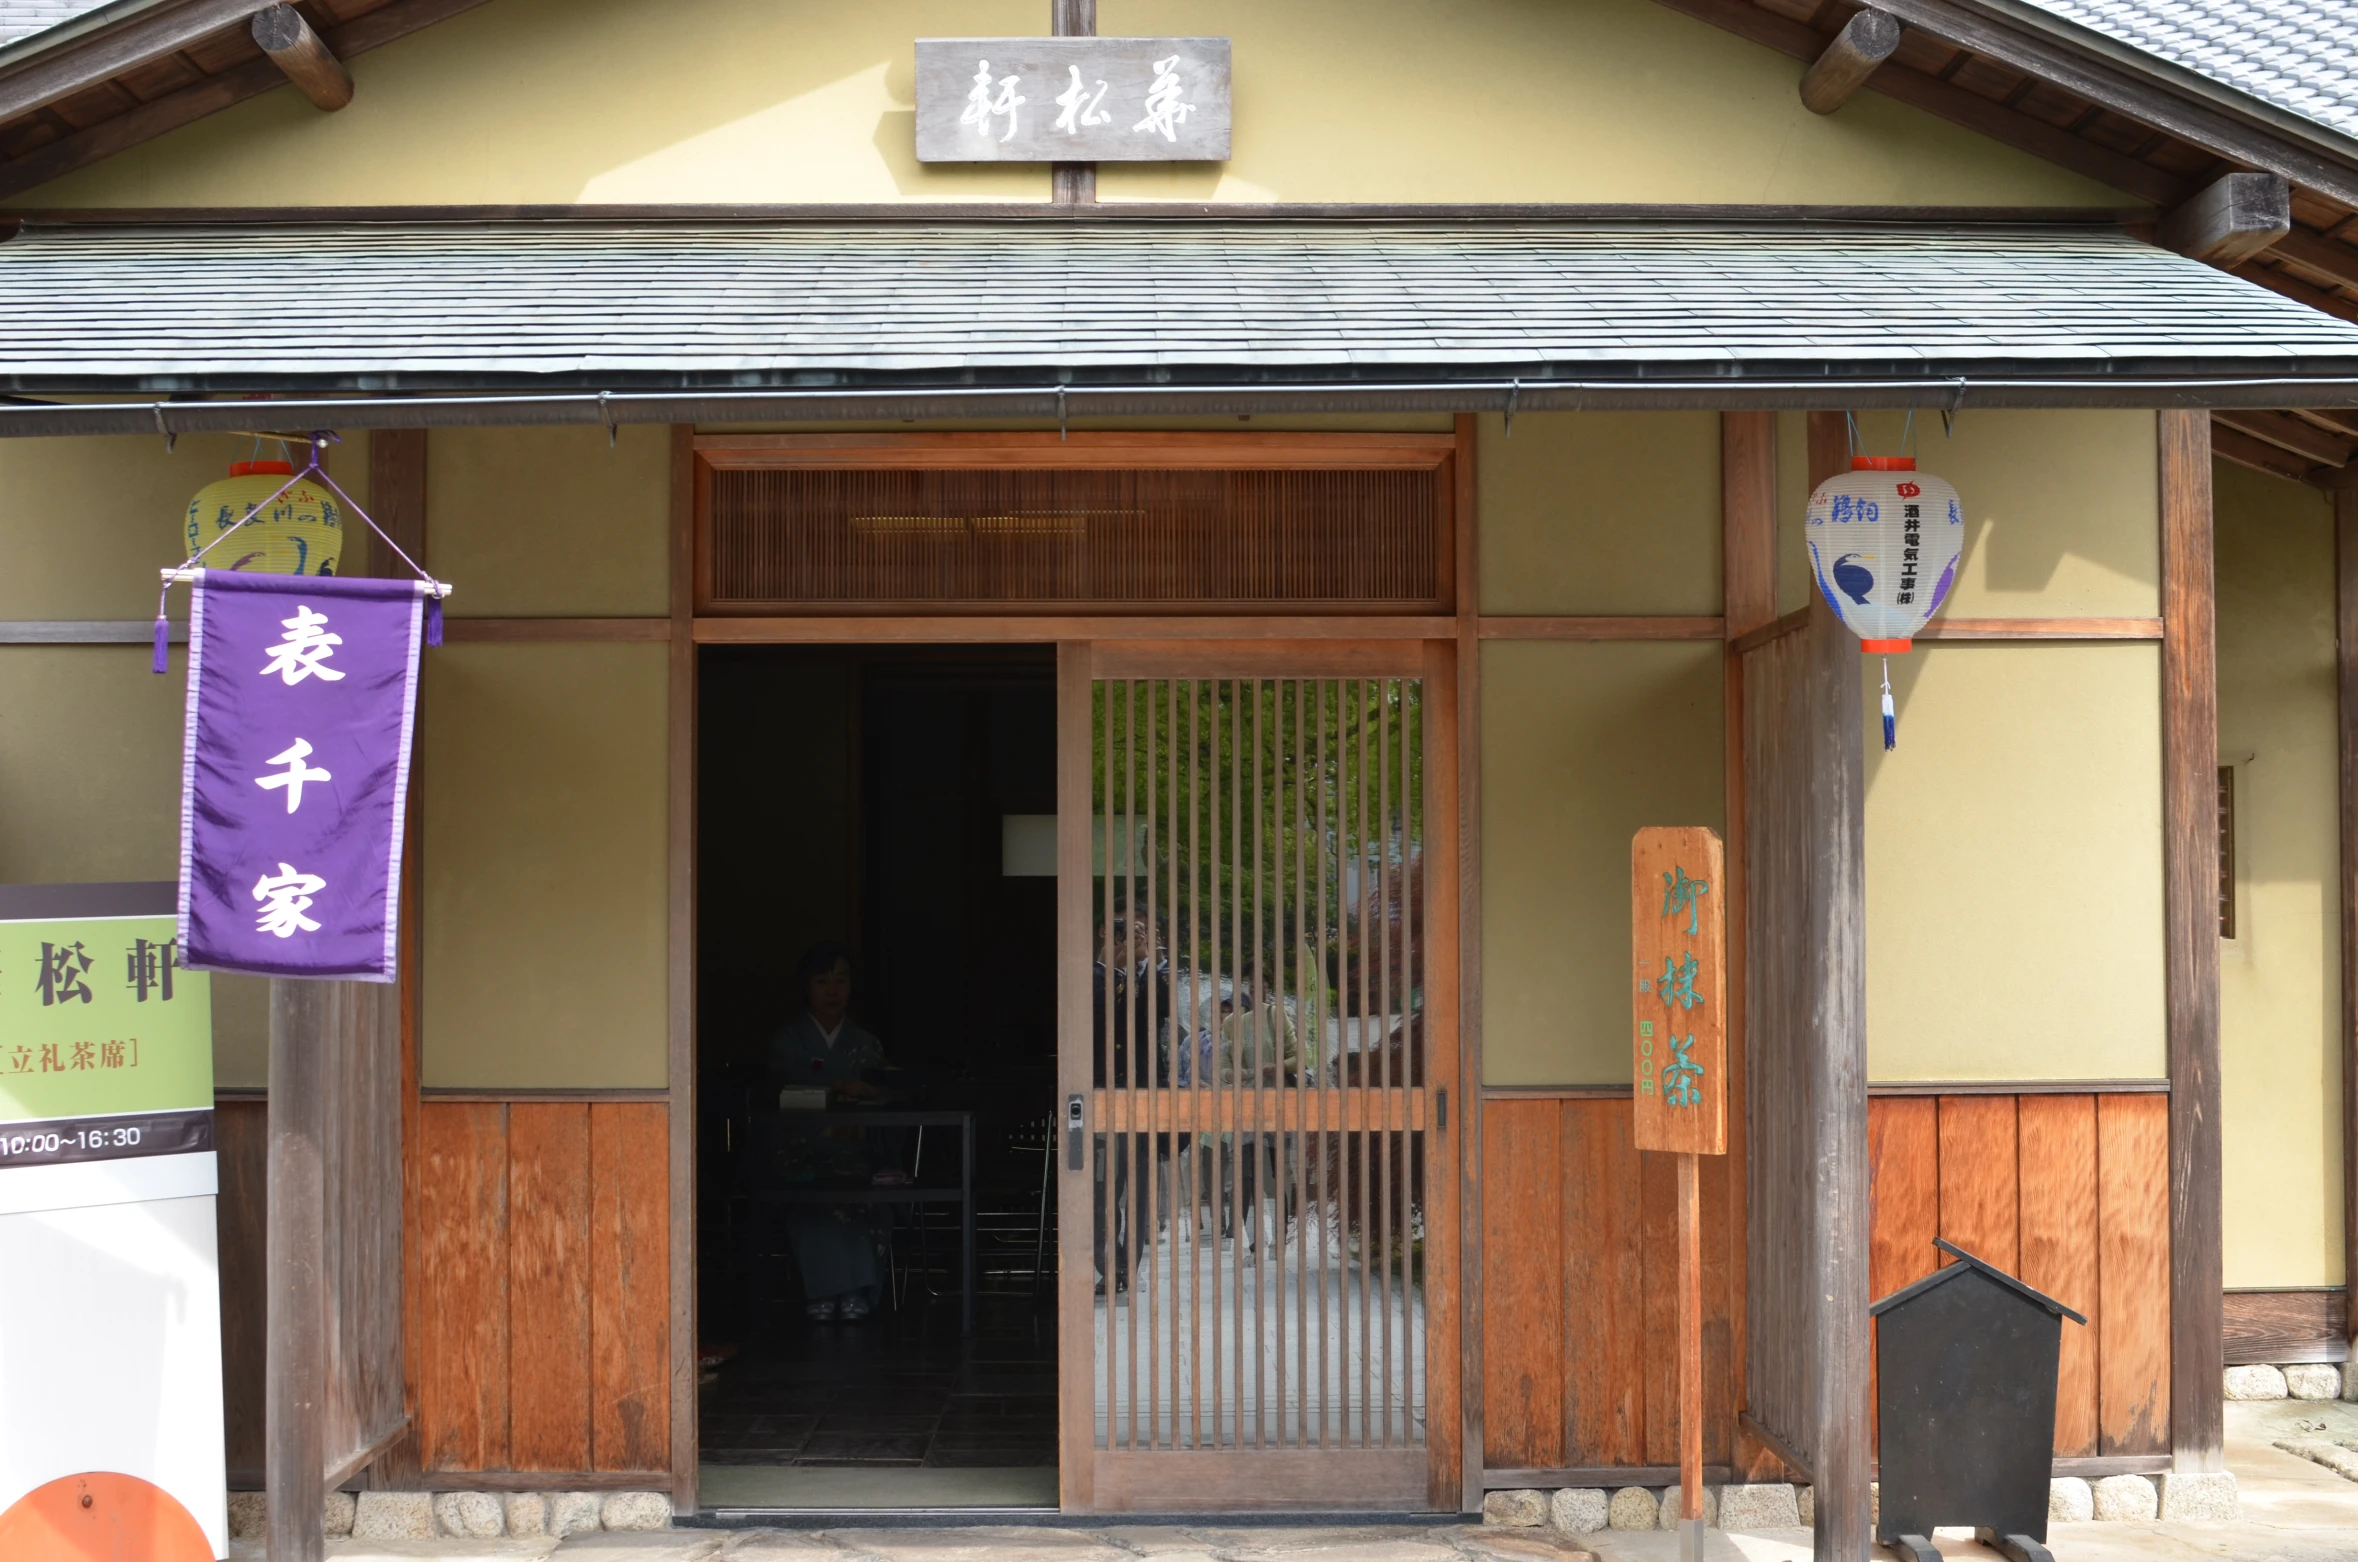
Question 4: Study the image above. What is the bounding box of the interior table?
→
[760,1108,976,1334]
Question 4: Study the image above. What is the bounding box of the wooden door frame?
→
[673,425,1479,1514]
[1054,637,1464,1513]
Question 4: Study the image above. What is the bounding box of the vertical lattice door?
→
[1073,672,1437,1507]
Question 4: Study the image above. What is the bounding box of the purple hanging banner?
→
[176,570,427,981]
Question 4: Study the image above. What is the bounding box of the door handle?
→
[1067,1093,1086,1170]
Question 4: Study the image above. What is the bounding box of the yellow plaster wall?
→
[1864,642,2166,1080]
[20,0,2127,208]
[1477,411,1722,617]
[1480,639,1724,1086]
[429,424,669,618]
[420,641,668,1088]
[2214,460,2344,1288]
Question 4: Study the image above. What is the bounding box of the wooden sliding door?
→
[1055,641,1460,1512]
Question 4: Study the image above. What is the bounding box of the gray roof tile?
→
[2021,0,2358,141]
[1,219,2355,392]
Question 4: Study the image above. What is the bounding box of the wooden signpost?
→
[915,37,1232,162]
[1632,827,1728,1562]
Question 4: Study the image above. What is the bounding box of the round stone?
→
[1547,1488,1609,1534]
[1607,1487,1659,1530]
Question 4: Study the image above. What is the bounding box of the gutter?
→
[8,374,2358,438]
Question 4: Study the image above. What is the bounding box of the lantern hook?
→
[1941,376,1967,437]
[154,402,175,454]
[1504,378,1520,438]
[1057,384,1068,442]
[598,390,617,448]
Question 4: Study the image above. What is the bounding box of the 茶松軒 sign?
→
[0,881,224,1561]
[177,569,432,981]
[1630,826,1727,1157]
[915,37,1231,162]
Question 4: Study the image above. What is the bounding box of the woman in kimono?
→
[766,942,889,1321]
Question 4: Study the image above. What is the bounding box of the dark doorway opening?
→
[695,644,1059,1509]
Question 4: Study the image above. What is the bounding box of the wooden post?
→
[1721,411,1777,1481]
[2160,409,2224,1473]
[267,978,328,1562]
[1678,1149,1704,1557]
[2340,487,2358,1370]
[1803,413,1870,1561]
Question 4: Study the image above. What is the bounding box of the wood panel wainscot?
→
[415,1099,671,1478]
[2223,1290,2350,1366]
[1478,1089,2172,1482]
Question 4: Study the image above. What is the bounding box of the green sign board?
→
[0,894,211,1127]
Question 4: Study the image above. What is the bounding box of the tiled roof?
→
[2021,0,2358,143]
[0,0,114,47]
[0,220,2355,393]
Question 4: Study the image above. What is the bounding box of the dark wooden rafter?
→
[0,0,496,198]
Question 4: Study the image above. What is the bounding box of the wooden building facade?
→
[2,0,2357,1553]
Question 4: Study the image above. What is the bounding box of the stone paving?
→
[227,1400,2358,1562]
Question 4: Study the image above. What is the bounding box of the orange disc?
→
[0,1472,214,1562]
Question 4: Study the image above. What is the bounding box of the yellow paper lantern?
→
[182,460,344,576]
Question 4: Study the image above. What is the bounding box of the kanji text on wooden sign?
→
[915,38,1232,163]
[1631,826,1727,1156]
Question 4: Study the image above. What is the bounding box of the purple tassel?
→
[151,615,169,674]
[425,592,443,647]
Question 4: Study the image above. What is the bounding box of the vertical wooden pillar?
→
[1050,0,1096,204]
[2340,487,2358,1368]
[1802,413,1869,1560]
[667,426,700,1506]
[1453,413,1485,1513]
[1720,411,1777,1479]
[2160,409,2223,1472]
[267,978,329,1562]
[364,427,430,1491]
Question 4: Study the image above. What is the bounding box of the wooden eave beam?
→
[0,0,272,125]
[2161,172,2290,266]
[2265,227,2358,294]
[252,4,351,112]
[1799,8,1901,115]
[2210,418,2333,486]
[0,0,493,198]
[2213,408,2355,469]
[2236,256,2358,327]
[1650,0,2188,204]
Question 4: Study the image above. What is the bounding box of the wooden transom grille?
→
[704,467,1443,612]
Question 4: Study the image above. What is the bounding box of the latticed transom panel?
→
[704,467,1443,612]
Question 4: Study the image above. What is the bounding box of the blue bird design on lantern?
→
[1831,553,1876,606]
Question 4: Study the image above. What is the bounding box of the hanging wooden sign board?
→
[915,37,1232,162]
[1631,825,1727,1157]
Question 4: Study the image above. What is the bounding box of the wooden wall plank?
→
[2223,1290,2350,1365]
[1480,1101,1563,1469]
[591,1102,671,1472]
[1935,1095,2021,1273]
[417,1102,510,1471]
[1562,1100,1646,1467]
[1866,1096,1938,1457]
[2098,1093,2171,1457]
[2019,1095,2102,1458]
[1698,1121,1733,1468]
[508,1103,594,1470]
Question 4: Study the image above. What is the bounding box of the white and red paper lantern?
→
[1804,454,1965,747]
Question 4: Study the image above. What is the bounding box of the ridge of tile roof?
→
[2014,0,2358,143]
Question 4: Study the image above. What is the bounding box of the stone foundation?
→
[2224,1363,2346,1401]
[223,1488,671,1540]
[1484,1472,2238,1532]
